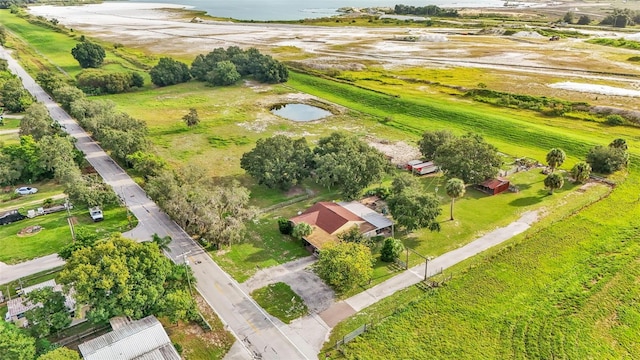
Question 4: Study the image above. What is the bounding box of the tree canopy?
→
[2,77,32,112]
[20,102,55,141]
[0,320,36,360]
[315,241,373,293]
[71,42,106,68]
[571,161,591,183]
[544,173,564,194]
[25,287,72,338]
[146,167,256,247]
[380,237,404,262]
[190,46,288,85]
[241,135,312,191]
[37,347,81,360]
[387,185,441,233]
[182,108,200,127]
[149,57,191,87]
[434,133,502,185]
[58,234,175,323]
[586,142,629,174]
[546,148,566,172]
[313,132,389,199]
[418,129,455,160]
[445,178,465,221]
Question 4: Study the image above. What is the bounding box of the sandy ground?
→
[27,3,640,106]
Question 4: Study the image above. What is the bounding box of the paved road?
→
[0,46,314,360]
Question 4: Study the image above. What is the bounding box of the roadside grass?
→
[325,173,632,358]
[0,180,65,209]
[0,265,61,291]
[251,282,308,324]
[0,205,133,264]
[161,294,235,360]
[0,117,21,129]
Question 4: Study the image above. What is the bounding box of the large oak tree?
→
[241,135,312,191]
[313,132,389,200]
[434,133,502,185]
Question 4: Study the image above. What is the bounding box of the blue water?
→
[271,103,332,122]
[128,0,507,21]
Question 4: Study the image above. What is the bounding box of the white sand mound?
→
[548,81,640,97]
[624,33,640,41]
[512,31,544,38]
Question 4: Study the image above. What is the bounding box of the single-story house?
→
[289,201,394,254]
[477,178,510,195]
[79,315,180,360]
[5,279,77,327]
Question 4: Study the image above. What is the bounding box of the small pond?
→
[270,103,332,122]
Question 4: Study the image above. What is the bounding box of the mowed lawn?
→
[0,205,133,264]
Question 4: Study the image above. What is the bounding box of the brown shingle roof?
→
[290,202,362,235]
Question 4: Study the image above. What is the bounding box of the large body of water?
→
[128,0,509,21]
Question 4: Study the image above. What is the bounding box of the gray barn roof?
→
[338,201,393,230]
[79,316,179,360]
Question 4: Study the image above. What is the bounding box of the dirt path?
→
[0,129,19,135]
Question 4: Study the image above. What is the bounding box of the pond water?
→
[270,103,332,122]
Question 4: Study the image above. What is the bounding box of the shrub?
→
[278,218,293,235]
[380,237,404,262]
[605,114,625,126]
[586,145,628,174]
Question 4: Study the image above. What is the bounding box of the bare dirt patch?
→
[17,225,43,237]
[367,137,422,165]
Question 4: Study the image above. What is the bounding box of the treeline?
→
[0,103,118,208]
[241,132,391,199]
[393,4,458,17]
[150,46,289,87]
[600,8,640,28]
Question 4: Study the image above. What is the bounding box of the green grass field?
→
[4,9,640,358]
[251,282,308,324]
[0,204,133,264]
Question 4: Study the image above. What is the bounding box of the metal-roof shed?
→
[79,316,179,360]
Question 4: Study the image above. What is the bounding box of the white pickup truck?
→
[89,207,104,222]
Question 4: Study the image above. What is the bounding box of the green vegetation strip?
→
[288,72,636,164]
[251,282,308,324]
[587,38,640,50]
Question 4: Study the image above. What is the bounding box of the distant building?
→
[4,279,77,327]
[79,315,179,360]
[477,178,510,195]
[290,201,393,254]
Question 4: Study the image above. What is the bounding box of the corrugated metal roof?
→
[338,201,393,230]
[79,316,179,360]
[22,279,56,295]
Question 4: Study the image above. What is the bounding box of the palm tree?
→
[571,161,591,183]
[544,173,564,194]
[546,148,566,173]
[292,222,313,241]
[445,178,465,220]
[151,233,172,252]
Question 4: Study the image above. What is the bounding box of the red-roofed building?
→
[290,201,393,254]
[477,178,510,195]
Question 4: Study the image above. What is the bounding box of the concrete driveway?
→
[242,256,335,314]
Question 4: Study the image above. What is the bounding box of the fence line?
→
[258,193,311,214]
[335,323,371,350]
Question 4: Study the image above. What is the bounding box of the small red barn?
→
[477,178,510,195]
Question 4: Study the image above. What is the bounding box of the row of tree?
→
[150,46,288,87]
[241,132,390,199]
[393,4,458,17]
[145,165,256,248]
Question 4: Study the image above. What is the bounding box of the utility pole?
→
[180,251,193,295]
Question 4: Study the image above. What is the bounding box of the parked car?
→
[89,206,104,222]
[15,187,38,195]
